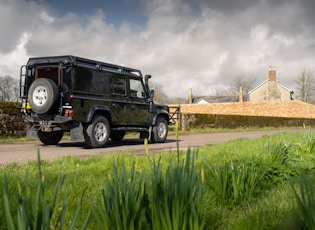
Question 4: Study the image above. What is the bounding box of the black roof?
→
[27,55,142,78]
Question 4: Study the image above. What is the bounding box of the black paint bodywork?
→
[20,55,169,138]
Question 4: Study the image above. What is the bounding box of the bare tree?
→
[228,76,257,96]
[149,81,169,104]
[168,96,187,104]
[295,70,314,103]
[0,75,19,101]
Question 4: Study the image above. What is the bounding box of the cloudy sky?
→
[0,0,314,98]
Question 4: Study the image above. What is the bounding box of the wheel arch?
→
[152,109,169,126]
[86,105,112,124]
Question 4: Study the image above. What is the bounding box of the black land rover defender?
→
[20,55,169,148]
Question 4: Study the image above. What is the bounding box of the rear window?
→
[36,66,59,85]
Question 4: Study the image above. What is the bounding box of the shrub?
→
[91,159,146,230]
[0,101,20,115]
[203,155,264,203]
[147,149,204,230]
[0,101,25,137]
[294,129,315,154]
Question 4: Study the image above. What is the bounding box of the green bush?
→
[148,149,204,230]
[0,114,25,137]
[91,159,146,230]
[203,155,264,203]
[288,174,315,229]
[0,101,20,115]
[0,101,25,137]
[190,114,315,129]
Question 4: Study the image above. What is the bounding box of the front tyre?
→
[151,117,168,143]
[38,130,64,145]
[83,115,110,148]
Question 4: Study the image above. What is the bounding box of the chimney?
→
[239,86,243,102]
[188,88,193,104]
[269,66,276,82]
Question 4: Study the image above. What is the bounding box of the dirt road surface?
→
[0,129,305,165]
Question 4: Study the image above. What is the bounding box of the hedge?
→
[0,101,25,137]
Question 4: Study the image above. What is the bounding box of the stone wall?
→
[169,100,315,129]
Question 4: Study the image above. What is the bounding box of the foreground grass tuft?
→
[2,130,315,229]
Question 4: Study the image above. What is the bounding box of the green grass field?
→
[1,129,315,229]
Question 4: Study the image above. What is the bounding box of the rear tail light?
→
[64,109,73,117]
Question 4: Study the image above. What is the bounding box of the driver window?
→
[130,79,145,98]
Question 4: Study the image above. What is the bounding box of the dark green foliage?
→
[148,149,204,230]
[190,114,315,129]
[294,129,315,154]
[0,114,25,137]
[0,101,20,115]
[203,156,264,203]
[2,151,89,229]
[287,174,315,229]
[91,160,146,230]
[266,140,291,165]
[262,139,300,185]
[91,149,205,230]
[0,101,25,137]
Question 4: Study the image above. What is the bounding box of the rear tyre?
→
[110,130,126,142]
[151,117,168,143]
[28,78,59,115]
[38,130,64,145]
[84,115,110,148]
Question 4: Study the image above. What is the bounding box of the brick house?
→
[188,67,293,104]
[248,67,293,102]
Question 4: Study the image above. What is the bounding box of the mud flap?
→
[70,123,83,142]
[140,130,149,140]
[26,122,38,138]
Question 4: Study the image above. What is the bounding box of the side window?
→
[73,66,111,95]
[130,79,145,98]
[112,76,126,95]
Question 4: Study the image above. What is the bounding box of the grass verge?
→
[1,129,315,229]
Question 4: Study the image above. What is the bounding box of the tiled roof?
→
[248,80,293,94]
[194,95,249,103]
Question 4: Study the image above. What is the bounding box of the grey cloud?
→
[0,0,48,52]
[1,0,314,98]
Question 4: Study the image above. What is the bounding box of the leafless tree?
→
[168,96,187,104]
[0,75,19,101]
[149,81,169,104]
[295,69,315,103]
[228,76,257,96]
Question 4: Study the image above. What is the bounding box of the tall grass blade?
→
[3,176,15,230]
[2,151,90,229]
[288,174,315,229]
[91,159,145,230]
[148,149,204,230]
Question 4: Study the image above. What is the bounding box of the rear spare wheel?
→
[28,78,59,115]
